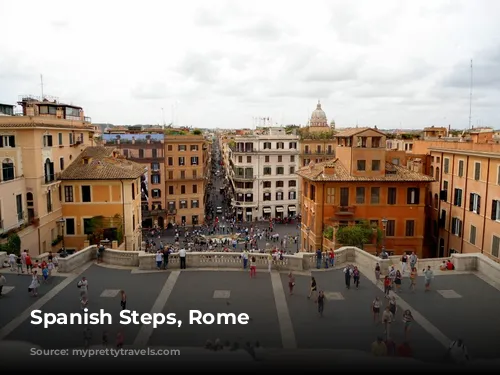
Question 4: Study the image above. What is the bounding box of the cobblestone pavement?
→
[0,263,498,363]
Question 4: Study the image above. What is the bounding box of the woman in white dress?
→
[29,270,40,297]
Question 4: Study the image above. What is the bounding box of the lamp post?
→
[305,227,310,252]
[57,218,66,251]
[381,218,388,252]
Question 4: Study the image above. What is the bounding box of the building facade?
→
[424,143,500,260]
[164,133,210,226]
[102,127,166,229]
[297,127,433,256]
[227,127,300,221]
[0,96,95,255]
[60,147,144,251]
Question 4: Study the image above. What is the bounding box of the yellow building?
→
[164,133,210,226]
[60,147,145,251]
[0,96,95,255]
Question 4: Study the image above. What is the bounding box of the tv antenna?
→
[40,74,44,99]
[468,59,473,129]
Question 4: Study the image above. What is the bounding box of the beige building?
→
[0,96,95,255]
[60,147,144,251]
[164,133,210,226]
[425,142,500,260]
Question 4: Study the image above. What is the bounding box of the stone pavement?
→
[0,263,498,363]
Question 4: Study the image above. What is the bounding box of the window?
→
[440,180,448,201]
[191,156,199,165]
[277,142,284,149]
[167,145,172,151]
[168,186,174,195]
[64,186,74,202]
[290,155,295,162]
[407,188,420,204]
[65,218,75,235]
[82,186,91,202]
[310,185,316,201]
[469,193,481,214]
[372,160,381,171]
[278,156,282,163]
[152,149,158,158]
[326,188,335,204]
[469,225,476,245]
[263,142,271,149]
[355,187,365,204]
[26,192,34,221]
[405,220,415,237]
[458,160,464,177]
[190,145,198,151]
[370,187,380,204]
[386,220,395,236]
[263,181,271,188]
[435,167,440,180]
[43,134,53,147]
[289,166,295,174]
[444,158,450,174]
[491,200,500,221]
[263,192,271,201]
[151,162,160,171]
[0,135,16,147]
[181,185,186,194]
[434,193,439,209]
[83,218,93,234]
[192,184,198,194]
[265,156,270,163]
[289,191,296,200]
[152,189,161,198]
[180,200,187,209]
[439,209,446,228]
[192,170,197,179]
[152,202,162,210]
[151,174,160,184]
[44,158,55,183]
[276,181,284,188]
[58,133,63,145]
[276,167,284,175]
[288,180,296,187]
[69,133,74,145]
[46,190,52,213]
[138,149,144,158]
[263,167,271,175]
[387,187,397,205]
[16,194,23,221]
[2,158,15,181]
[451,217,462,237]
[178,145,186,151]
[453,188,463,207]
[168,171,173,179]
[357,160,366,171]
[493,236,500,258]
[289,142,297,149]
[276,192,283,200]
[59,157,64,170]
[179,157,185,166]
[168,157,173,166]
[191,200,199,208]
[247,156,251,163]
[340,187,349,206]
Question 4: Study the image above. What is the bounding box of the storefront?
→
[263,206,272,219]
[275,206,284,219]
[237,209,243,221]
[245,208,253,222]
[288,205,296,217]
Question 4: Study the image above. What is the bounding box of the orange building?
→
[297,127,433,257]
[60,147,145,251]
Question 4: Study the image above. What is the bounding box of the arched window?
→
[430,166,434,177]
[435,167,440,180]
[44,158,55,183]
[434,193,439,209]
[2,158,15,181]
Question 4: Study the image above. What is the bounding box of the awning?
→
[246,211,252,216]
[276,207,284,212]
[237,209,243,214]
[263,207,271,213]
[288,206,296,212]
[181,200,186,204]
[246,193,252,197]
[192,200,198,203]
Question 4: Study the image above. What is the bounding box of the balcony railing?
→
[334,206,356,215]
[167,209,177,215]
[44,174,56,184]
[233,175,255,181]
[142,209,167,218]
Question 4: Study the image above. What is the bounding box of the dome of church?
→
[309,100,328,127]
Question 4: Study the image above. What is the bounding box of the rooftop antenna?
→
[40,74,44,99]
[161,107,165,127]
[468,59,473,130]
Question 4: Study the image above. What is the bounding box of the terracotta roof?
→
[59,146,145,180]
[0,122,92,129]
[296,158,434,182]
[334,127,385,137]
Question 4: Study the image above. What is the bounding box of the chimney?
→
[323,165,336,175]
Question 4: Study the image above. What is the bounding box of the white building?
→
[226,127,300,222]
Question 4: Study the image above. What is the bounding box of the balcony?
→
[234,201,256,207]
[142,209,167,218]
[129,156,163,162]
[334,206,356,216]
[167,209,177,215]
[233,174,255,182]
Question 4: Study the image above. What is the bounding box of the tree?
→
[323,226,334,240]
[0,233,21,256]
[335,221,374,248]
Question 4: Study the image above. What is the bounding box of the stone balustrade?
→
[101,249,140,267]
[57,245,97,273]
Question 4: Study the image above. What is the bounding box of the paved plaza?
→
[1,262,499,363]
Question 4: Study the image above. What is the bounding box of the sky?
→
[0,0,499,129]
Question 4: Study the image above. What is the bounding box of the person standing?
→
[401,252,408,274]
[8,253,16,271]
[249,256,257,278]
[372,297,381,323]
[315,249,322,269]
[409,252,417,271]
[395,270,402,292]
[0,274,6,296]
[21,249,27,273]
[77,276,88,300]
[317,291,325,317]
[25,252,33,274]
[155,251,163,270]
[288,272,295,295]
[409,267,417,292]
[242,250,249,270]
[163,247,170,270]
[382,306,393,339]
[179,248,187,269]
[29,270,40,297]
[423,266,434,291]
[343,265,353,289]
[353,266,360,289]
[402,309,413,341]
[120,290,127,310]
[329,249,335,267]
[374,262,381,284]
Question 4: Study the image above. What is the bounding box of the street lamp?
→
[305,227,310,252]
[57,218,66,251]
[381,218,388,252]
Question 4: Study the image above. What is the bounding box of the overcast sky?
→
[0,0,499,129]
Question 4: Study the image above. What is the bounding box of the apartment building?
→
[60,147,144,251]
[423,142,500,260]
[299,101,337,167]
[0,96,95,255]
[102,127,166,228]
[297,127,433,256]
[226,127,300,221]
[164,132,209,226]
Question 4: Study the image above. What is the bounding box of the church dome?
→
[310,100,328,127]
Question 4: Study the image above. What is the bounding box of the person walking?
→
[242,250,249,270]
[288,272,295,295]
[395,270,402,292]
[29,270,40,297]
[0,274,6,296]
[401,252,409,274]
[409,267,417,292]
[308,276,318,301]
[344,265,353,289]
[382,306,393,339]
[120,290,127,310]
[315,249,322,269]
[77,276,88,300]
[249,256,257,278]
[179,247,187,269]
[409,252,418,271]
[374,262,381,284]
[317,291,325,317]
[372,297,381,323]
[402,309,413,341]
[353,266,360,289]
[423,266,434,291]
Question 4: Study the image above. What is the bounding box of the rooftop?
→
[59,146,145,180]
[297,158,434,182]
[334,127,384,138]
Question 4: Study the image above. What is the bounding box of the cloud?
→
[131,82,170,100]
